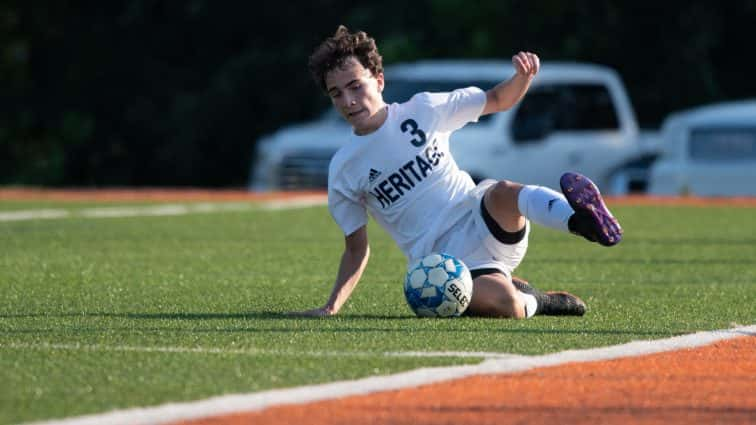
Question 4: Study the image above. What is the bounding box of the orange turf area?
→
[176,336,756,425]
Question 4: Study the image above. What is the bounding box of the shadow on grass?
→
[527,258,756,265]
[0,311,678,337]
[626,237,756,246]
[539,236,756,246]
[0,327,674,337]
[0,311,402,320]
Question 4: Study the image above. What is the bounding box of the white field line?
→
[20,324,756,425]
[0,342,524,360]
[0,197,326,222]
[0,209,72,221]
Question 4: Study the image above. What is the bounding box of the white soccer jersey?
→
[328,87,487,262]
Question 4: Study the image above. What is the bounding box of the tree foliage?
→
[2,1,755,186]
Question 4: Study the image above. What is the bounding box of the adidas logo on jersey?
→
[368,168,382,183]
[368,147,442,209]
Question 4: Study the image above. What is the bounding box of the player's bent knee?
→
[486,180,524,217]
[489,180,522,203]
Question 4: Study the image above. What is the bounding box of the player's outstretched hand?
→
[288,306,336,317]
[513,51,539,77]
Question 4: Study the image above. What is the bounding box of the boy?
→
[293,26,622,318]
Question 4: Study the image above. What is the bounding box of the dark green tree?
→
[1,1,755,186]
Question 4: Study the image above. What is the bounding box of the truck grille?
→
[278,149,336,189]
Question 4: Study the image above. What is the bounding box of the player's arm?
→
[291,225,370,317]
[481,51,539,115]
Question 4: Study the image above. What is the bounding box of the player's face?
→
[325,57,386,135]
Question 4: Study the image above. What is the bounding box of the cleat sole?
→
[560,172,623,246]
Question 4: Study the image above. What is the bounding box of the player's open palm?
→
[513,51,539,77]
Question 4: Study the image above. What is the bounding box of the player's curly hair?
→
[308,25,384,93]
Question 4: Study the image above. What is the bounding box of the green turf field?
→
[1,200,754,424]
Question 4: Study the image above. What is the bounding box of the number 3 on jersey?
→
[400,119,426,147]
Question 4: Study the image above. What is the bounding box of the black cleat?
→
[512,276,587,316]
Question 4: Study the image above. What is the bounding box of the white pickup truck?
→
[648,99,756,196]
[250,60,659,194]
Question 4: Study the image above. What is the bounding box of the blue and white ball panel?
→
[408,268,427,289]
[427,268,448,286]
[421,254,444,267]
[404,252,473,317]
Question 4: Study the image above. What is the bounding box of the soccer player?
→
[292,26,622,319]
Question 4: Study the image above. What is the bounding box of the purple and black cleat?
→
[560,172,623,247]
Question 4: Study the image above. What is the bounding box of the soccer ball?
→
[404,253,473,317]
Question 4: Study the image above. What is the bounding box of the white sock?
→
[517,185,574,233]
[519,292,538,318]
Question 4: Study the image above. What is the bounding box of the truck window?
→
[511,83,620,143]
[689,127,756,161]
